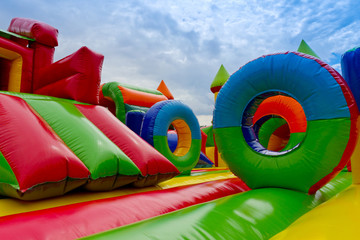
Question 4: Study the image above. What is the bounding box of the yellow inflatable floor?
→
[271,184,360,239]
[0,169,235,217]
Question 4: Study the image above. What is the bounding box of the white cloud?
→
[0,0,359,117]
[197,114,213,127]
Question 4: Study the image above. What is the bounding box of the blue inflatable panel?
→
[167,132,213,166]
[140,101,167,145]
[167,132,178,152]
[125,111,145,135]
[341,47,360,111]
[145,101,201,139]
[199,152,214,165]
[214,52,350,129]
[141,100,201,146]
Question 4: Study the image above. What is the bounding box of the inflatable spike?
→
[210,64,230,94]
[297,39,320,59]
[157,80,174,100]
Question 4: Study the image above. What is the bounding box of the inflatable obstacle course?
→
[82,46,359,239]
[0,17,360,240]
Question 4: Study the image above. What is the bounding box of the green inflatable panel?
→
[24,97,141,191]
[202,125,215,147]
[257,117,287,148]
[83,171,352,240]
[101,82,127,123]
[215,119,350,192]
[0,151,18,188]
[101,82,166,123]
[256,118,306,152]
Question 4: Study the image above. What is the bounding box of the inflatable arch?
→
[213,52,358,194]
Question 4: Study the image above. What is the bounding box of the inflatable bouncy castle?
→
[0,17,360,240]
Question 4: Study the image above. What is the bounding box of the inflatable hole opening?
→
[0,48,23,92]
[254,115,290,152]
[242,92,307,156]
[170,119,192,157]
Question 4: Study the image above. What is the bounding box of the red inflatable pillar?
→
[7,17,58,92]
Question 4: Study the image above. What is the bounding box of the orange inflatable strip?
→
[119,86,168,108]
[253,95,307,133]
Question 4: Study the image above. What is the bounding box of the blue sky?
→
[1,0,359,125]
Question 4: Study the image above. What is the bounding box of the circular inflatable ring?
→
[213,52,358,193]
[141,100,201,174]
[253,95,307,152]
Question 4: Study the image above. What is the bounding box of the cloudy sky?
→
[1,0,359,125]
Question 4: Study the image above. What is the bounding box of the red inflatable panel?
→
[0,93,89,198]
[34,46,104,105]
[201,130,207,153]
[76,104,179,185]
[8,17,58,47]
[0,178,249,240]
[31,43,56,91]
[305,53,359,194]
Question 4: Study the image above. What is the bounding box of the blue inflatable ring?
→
[141,100,201,174]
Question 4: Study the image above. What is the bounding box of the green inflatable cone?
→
[210,64,230,93]
[297,39,320,59]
